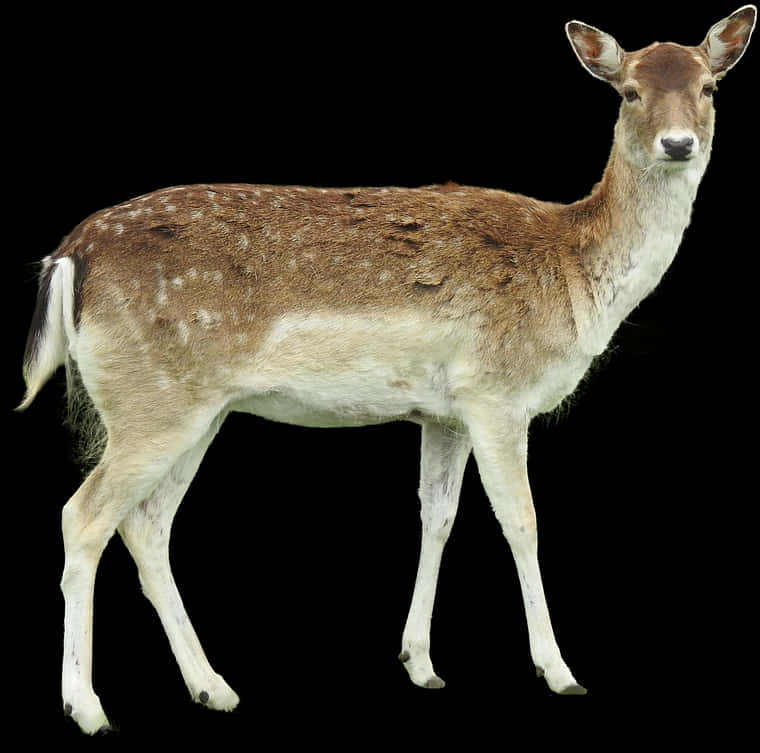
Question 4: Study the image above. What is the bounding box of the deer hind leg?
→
[464,401,585,695]
[61,446,184,733]
[117,412,239,713]
[400,421,471,688]
[60,409,225,734]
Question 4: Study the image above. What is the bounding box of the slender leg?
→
[61,444,185,734]
[464,402,586,695]
[400,421,471,688]
[117,414,239,711]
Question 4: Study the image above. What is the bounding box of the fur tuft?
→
[64,358,107,473]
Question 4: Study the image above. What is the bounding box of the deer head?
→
[566,5,756,171]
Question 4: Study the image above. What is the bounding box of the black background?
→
[6,1,757,745]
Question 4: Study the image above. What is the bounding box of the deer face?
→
[566,5,756,172]
[615,43,716,170]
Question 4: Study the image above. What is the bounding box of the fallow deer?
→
[18,6,755,733]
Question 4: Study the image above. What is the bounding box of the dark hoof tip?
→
[63,702,73,717]
[560,683,588,696]
[199,691,210,704]
[97,723,114,735]
[424,677,446,689]
[398,651,410,663]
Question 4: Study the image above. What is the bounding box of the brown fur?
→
[633,44,707,91]
[54,182,594,393]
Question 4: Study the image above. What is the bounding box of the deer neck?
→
[574,139,708,352]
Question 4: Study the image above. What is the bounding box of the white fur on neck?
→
[587,157,706,353]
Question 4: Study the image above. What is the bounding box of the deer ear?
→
[566,21,625,84]
[701,4,756,77]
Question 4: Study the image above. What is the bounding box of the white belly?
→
[231,311,460,428]
[228,310,592,428]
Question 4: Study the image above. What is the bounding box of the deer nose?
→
[660,135,694,160]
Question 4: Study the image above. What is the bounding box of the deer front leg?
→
[400,421,471,688]
[464,402,586,695]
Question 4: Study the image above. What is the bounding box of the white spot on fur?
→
[195,309,222,329]
[201,270,223,283]
[176,320,190,344]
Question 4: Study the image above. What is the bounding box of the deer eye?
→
[623,86,640,103]
[702,83,716,97]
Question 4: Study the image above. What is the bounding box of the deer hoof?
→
[424,676,446,689]
[559,683,587,695]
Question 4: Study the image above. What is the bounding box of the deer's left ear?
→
[566,21,625,84]
[701,4,756,77]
